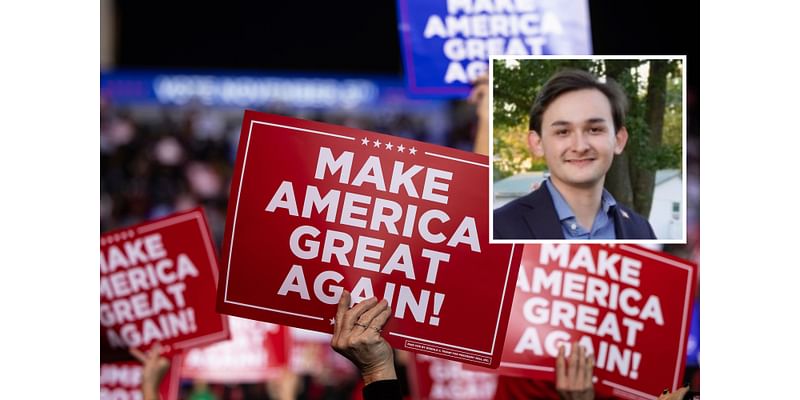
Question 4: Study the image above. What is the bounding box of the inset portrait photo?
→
[489,56,686,243]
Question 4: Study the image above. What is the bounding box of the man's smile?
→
[564,158,596,167]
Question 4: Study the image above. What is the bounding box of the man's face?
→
[529,88,628,190]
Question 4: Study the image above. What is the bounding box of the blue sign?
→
[685,301,699,366]
[397,0,593,97]
[101,71,447,111]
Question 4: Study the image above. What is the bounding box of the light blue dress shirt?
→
[544,179,617,239]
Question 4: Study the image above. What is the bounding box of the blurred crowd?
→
[100,98,481,249]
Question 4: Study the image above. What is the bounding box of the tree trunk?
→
[631,60,669,218]
[606,153,633,207]
[603,60,636,208]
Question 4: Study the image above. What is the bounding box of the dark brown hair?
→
[528,69,628,135]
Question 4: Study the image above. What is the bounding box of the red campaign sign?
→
[100,354,183,400]
[100,208,230,357]
[217,111,522,368]
[409,354,498,400]
[181,316,290,382]
[478,244,696,399]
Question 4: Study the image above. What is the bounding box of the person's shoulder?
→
[614,203,657,238]
[493,186,553,240]
[494,195,527,218]
[493,188,540,221]
[493,197,526,239]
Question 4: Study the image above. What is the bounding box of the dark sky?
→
[114,0,698,89]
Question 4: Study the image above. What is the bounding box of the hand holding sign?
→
[331,290,396,385]
[468,75,489,121]
[468,74,490,156]
[555,343,595,400]
[130,344,170,400]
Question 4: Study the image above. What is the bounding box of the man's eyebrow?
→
[549,118,607,127]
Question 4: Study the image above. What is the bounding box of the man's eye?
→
[555,129,569,136]
[589,127,605,134]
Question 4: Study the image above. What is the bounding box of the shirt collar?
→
[544,178,617,222]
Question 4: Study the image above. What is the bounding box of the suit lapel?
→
[613,207,631,239]
[519,184,565,240]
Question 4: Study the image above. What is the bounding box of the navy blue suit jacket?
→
[493,184,657,240]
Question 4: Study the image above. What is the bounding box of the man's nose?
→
[571,132,591,152]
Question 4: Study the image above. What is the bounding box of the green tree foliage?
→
[662,64,684,151]
[492,59,683,217]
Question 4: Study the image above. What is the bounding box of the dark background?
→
[113,0,699,92]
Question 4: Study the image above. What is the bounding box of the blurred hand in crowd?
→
[555,342,595,400]
[657,385,690,399]
[468,74,490,121]
[469,74,490,156]
[330,290,396,385]
[267,369,299,400]
[130,343,170,400]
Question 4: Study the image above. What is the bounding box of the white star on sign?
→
[385,142,394,150]
[373,139,382,148]
[361,137,369,145]
[397,144,405,153]
[409,147,417,155]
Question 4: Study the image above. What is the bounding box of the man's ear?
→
[528,131,544,157]
[614,126,629,155]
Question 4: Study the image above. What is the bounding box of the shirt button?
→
[570,223,577,230]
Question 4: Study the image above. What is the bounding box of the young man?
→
[493,69,656,240]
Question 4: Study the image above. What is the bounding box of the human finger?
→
[468,77,488,102]
[355,299,388,330]
[468,84,485,99]
[130,347,147,363]
[555,344,567,388]
[342,297,379,330]
[669,386,689,399]
[469,85,488,106]
[567,342,579,384]
[575,344,585,383]
[148,343,163,358]
[365,303,392,335]
[334,290,351,335]
[583,351,594,388]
